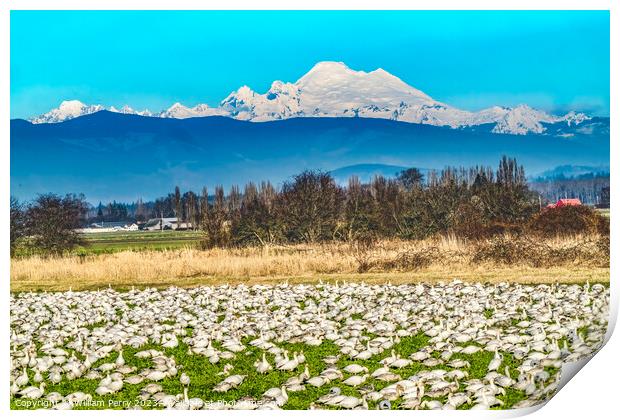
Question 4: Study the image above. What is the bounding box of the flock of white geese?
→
[10,280,608,410]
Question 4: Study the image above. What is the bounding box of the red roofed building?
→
[546,198,582,209]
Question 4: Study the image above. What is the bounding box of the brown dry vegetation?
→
[10,234,609,292]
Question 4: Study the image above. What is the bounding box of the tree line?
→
[83,175,610,225]
[16,156,606,256]
[195,156,539,248]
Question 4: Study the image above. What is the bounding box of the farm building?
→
[89,221,128,229]
[78,221,141,233]
[546,198,582,209]
[143,217,178,231]
[142,218,195,231]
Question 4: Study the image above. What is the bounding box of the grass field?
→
[10,232,609,410]
[596,208,611,218]
[9,332,534,410]
[12,282,607,410]
[79,230,202,254]
[10,235,609,292]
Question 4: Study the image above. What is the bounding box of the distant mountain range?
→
[10,111,609,203]
[532,165,610,181]
[29,61,601,137]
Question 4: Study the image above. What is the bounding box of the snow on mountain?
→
[562,111,591,126]
[28,62,593,135]
[217,61,588,134]
[220,61,452,123]
[491,105,558,135]
[31,100,229,123]
[221,82,303,121]
[109,105,153,117]
[158,102,228,119]
[296,61,434,115]
[30,100,106,124]
[32,101,156,123]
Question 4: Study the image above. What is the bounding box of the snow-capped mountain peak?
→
[296,61,432,106]
[111,105,153,117]
[491,104,557,135]
[219,61,438,122]
[119,105,135,114]
[158,102,227,119]
[301,60,349,74]
[27,62,595,135]
[221,86,256,111]
[30,100,105,124]
[31,100,157,123]
[158,102,193,118]
[58,100,88,113]
[562,111,591,126]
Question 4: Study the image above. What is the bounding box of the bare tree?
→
[199,186,209,230]
[201,185,230,247]
[25,194,88,255]
[10,197,26,256]
[278,170,343,242]
[232,182,282,246]
[397,168,424,191]
[174,186,182,229]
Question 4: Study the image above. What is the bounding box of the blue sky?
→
[11,10,610,119]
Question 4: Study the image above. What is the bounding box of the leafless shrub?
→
[350,235,379,273]
[528,205,608,237]
[372,246,465,271]
[471,235,608,268]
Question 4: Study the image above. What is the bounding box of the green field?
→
[9,332,540,410]
[79,230,203,255]
[596,208,610,218]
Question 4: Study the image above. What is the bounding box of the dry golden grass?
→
[10,236,609,292]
